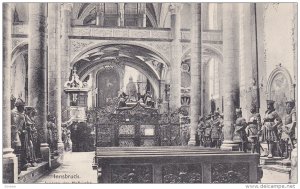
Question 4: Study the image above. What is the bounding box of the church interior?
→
[2,2,298,184]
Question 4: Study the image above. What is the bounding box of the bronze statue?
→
[196,116,205,147]
[47,114,56,153]
[211,112,222,148]
[24,106,38,166]
[14,98,32,170]
[11,96,21,151]
[11,96,24,173]
[203,115,212,147]
[280,100,296,159]
[246,105,261,154]
[261,100,282,158]
[233,108,248,152]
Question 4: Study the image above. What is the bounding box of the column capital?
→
[169,3,183,15]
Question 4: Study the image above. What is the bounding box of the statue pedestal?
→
[40,143,51,168]
[188,139,196,146]
[57,142,64,164]
[3,148,18,183]
[220,140,239,151]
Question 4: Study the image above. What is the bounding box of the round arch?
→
[78,59,160,99]
[266,65,294,100]
[70,41,171,69]
[12,42,28,63]
[181,44,223,62]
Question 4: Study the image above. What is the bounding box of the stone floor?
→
[261,167,290,183]
[35,151,290,184]
[35,151,97,184]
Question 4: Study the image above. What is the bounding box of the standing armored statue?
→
[11,96,21,151]
[211,112,222,148]
[280,100,296,159]
[246,105,261,154]
[203,115,212,147]
[196,116,205,147]
[233,108,248,152]
[47,115,57,153]
[14,98,31,170]
[24,106,38,166]
[11,96,23,173]
[261,100,282,158]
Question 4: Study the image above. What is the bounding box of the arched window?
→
[104,3,119,27]
[83,8,96,25]
[124,3,139,26]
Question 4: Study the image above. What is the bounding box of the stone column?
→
[119,3,125,27]
[169,3,182,111]
[220,3,240,150]
[238,3,259,120]
[61,3,72,122]
[3,3,18,183]
[188,3,201,146]
[48,3,64,156]
[28,3,50,162]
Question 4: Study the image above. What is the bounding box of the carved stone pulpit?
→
[64,69,90,122]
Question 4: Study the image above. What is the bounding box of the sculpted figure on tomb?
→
[126,76,137,102]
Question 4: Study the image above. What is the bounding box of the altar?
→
[93,146,261,183]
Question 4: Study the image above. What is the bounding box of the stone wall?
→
[257,3,297,116]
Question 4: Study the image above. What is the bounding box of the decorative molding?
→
[150,30,171,39]
[162,164,202,183]
[70,40,96,58]
[91,28,113,37]
[111,165,153,183]
[129,29,151,38]
[211,163,249,183]
[13,24,28,35]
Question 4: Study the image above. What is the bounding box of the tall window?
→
[124,3,139,26]
[83,8,97,25]
[104,3,119,27]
